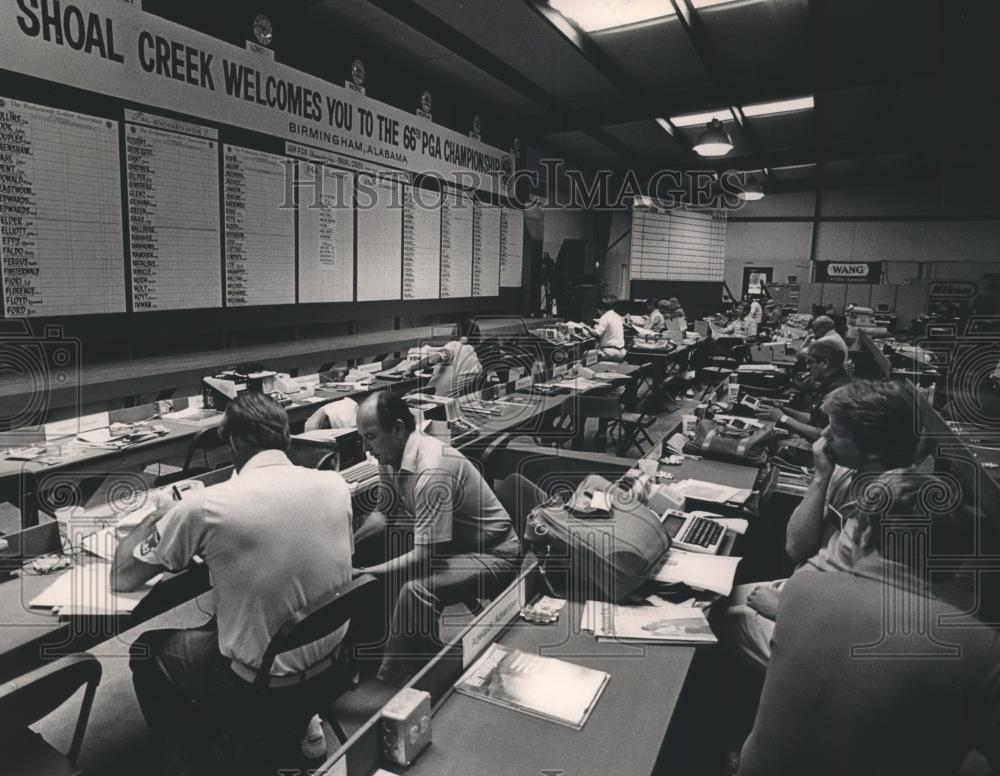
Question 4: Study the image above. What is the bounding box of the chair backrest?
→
[495,474,545,543]
[314,451,338,471]
[182,426,228,472]
[254,575,378,692]
[0,653,101,763]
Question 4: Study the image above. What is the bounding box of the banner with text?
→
[0,0,513,193]
[813,261,883,284]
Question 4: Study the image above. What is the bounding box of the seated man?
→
[763,299,782,329]
[737,470,1000,776]
[721,380,923,672]
[586,296,626,362]
[405,334,483,397]
[756,339,851,442]
[664,297,687,330]
[800,314,849,360]
[716,301,758,337]
[645,297,666,332]
[353,391,520,686]
[112,392,354,775]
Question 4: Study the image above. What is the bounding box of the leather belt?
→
[230,647,339,688]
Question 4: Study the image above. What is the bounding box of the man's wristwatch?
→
[779,414,790,426]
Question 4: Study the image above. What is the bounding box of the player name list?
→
[0,97,124,317]
[126,121,221,311]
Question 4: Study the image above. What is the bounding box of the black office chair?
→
[226,575,378,770]
[155,426,229,487]
[0,653,102,776]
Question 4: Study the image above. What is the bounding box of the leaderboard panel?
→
[441,188,474,298]
[473,200,501,297]
[125,112,221,311]
[500,206,524,288]
[0,101,523,317]
[223,145,295,307]
[0,1,525,321]
[297,162,354,304]
[0,97,125,317]
[356,176,403,302]
[402,183,441,300]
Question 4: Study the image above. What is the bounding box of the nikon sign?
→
[928,281,977,300]
[814,262,882,284]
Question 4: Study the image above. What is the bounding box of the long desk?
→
[449,365,641,453]
[0,376,419,527]
[318,436,770,776]
[397,601,693,776]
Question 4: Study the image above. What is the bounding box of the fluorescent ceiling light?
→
[654,118,674,134]
[742,96,814,118]
[669,108,733,128]
[549,0,738,33]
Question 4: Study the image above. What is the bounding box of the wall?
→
[602,210,633,299]
[541,205,588,260]
[724,181,1000,298]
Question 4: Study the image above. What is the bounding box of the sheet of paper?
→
[671,479,743,504]
[653,549,742,596]
[29,562,147,615]
[81,526,118,561]
[590,490,610,511]
[710,517,749,535]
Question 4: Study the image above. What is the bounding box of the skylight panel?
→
[742,96,814,118]
[667,109,733,128]
[550,0,746,33]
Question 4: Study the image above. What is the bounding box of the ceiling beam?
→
[519,0,689,152]
[666,0,770,179]
[358,0,645,168]
[765,160,993,198]
[519,55,968,139]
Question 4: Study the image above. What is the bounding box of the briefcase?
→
[523,475,671,603]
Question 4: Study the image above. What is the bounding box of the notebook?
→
[454,643,609,730]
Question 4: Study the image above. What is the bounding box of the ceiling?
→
[146,0,1000,196]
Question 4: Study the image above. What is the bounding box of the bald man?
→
[353,391,519,686]
[801,315,848,360]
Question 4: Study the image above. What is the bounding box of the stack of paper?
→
[581,601,717,645]
[670,479,752,506]
[653,549,742,596]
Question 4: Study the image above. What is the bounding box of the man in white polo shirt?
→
[588,296,626,362]
[404,329,483,397]
[112,392,354,775]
